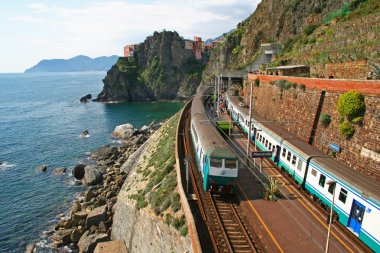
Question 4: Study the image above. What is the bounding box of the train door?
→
[348,200,366,235]
[274,145,281,164]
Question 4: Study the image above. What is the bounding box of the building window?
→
[311,169,317,177]
[287,151,291,161]
[328,183,335,194]
[339,188,347,203]
[292,155,297,165]
[210,159,223,168]
[297,160,303,171]
[319,174,326,187]
[282,148,287,157]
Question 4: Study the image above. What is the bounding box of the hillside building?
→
[123,45,137,58]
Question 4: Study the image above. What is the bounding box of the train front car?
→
[190,87,238,194]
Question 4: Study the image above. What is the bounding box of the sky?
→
[0,0,260,73]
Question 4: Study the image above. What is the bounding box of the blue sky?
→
[0,1,260,72]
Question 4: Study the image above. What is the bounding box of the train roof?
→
[191,88,237,160]
[226,92,380,205]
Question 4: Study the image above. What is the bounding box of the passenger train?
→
[189,87,238,194]
[225,88,380,252]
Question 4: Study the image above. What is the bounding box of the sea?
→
[0,72,184,252]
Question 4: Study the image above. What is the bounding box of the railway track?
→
[181,108,259,253]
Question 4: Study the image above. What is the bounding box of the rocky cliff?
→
[202,0,379,81]
[97,31,207,102]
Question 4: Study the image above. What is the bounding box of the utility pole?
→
[246,81,253,159]
[325,180,337,253]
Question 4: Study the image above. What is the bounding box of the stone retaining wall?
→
[244,75,380,181]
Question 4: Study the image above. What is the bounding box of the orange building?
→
[123,45,137,57]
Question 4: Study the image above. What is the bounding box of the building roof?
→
[266,65,308,70]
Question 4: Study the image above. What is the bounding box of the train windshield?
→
[225,159,238,169]
[210,159,223,167]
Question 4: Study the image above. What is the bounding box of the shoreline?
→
[27,121,162,253]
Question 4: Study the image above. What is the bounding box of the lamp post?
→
[325,180,337,253]
[246,81,253,159]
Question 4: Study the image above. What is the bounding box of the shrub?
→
[254,78,260,87]
[165,213,173,225]
[304,24,318,36]
[339,122,355,139]
[291,82,298,89]
[284,81,292,90]
[180,226,188,236]
[300,84,306,91]
[324,3,351,24]
[320,113,331,127]
[337,91,366,120]
[352,116,364,124]
[263,177,281,201]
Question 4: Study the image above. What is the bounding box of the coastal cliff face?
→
[111,113,192,252]
[202,0,379,81]
[97,31,206,102]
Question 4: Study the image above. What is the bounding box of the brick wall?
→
[244,75,380,181]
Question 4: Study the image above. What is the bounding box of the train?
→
[189,87,239,194]
[225,88,380,252]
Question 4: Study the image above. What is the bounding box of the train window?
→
[210,159,223,168]
[282,148,287,157]
[311,169,317,177]
[338,188,347,203]
[225,160,237,169]
[319,174,326,187]
[287,151,291,161]
[328,183,336,194]
[265,139,268,147]
[292,155,297,165]
[297,160,303,171]
[269,143,272,150]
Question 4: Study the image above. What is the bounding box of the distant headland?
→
[24,55,119,73]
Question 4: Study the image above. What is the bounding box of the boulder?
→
[77,231,109,253]
[72,211,88,227]
[85,205,107,228]
[140,125,149,134]
[52,167,66,175]
[83,166,102,186]
[73,164,86,180]
[71,201,82,215]
[85,189,97,202]
[94,240,128,253]
[113,124,136,139]
[52,229,73,245]
[39,164,48,172]
[85,94,92,100]
[80,96,88,103]
[25,242,36,253]
[71,227,85,243]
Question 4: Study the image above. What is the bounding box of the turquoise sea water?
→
[0,72,183,252]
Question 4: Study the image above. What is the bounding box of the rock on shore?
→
[47,121,161,252]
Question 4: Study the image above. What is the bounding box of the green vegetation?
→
[337,91,366,121]
[320,113,331,128]
[263,177,281,201]
[339,122,355,139]
[324,3,351,24]
[127,113,188,235]
[254,78,260,87]
[117,57,142,84]
[216,121,232,137]
[304,24,318,36]
[300,84,306,92]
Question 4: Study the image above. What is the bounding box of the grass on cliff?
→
[128,112,187,235]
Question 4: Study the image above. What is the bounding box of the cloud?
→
[27,3,49,13]
[0,0,261,72]
[7,16,44,24]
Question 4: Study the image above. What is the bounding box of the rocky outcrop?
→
[48,121,163,252]
[96,31,207,102]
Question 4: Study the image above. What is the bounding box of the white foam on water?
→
[0,161,15,170]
